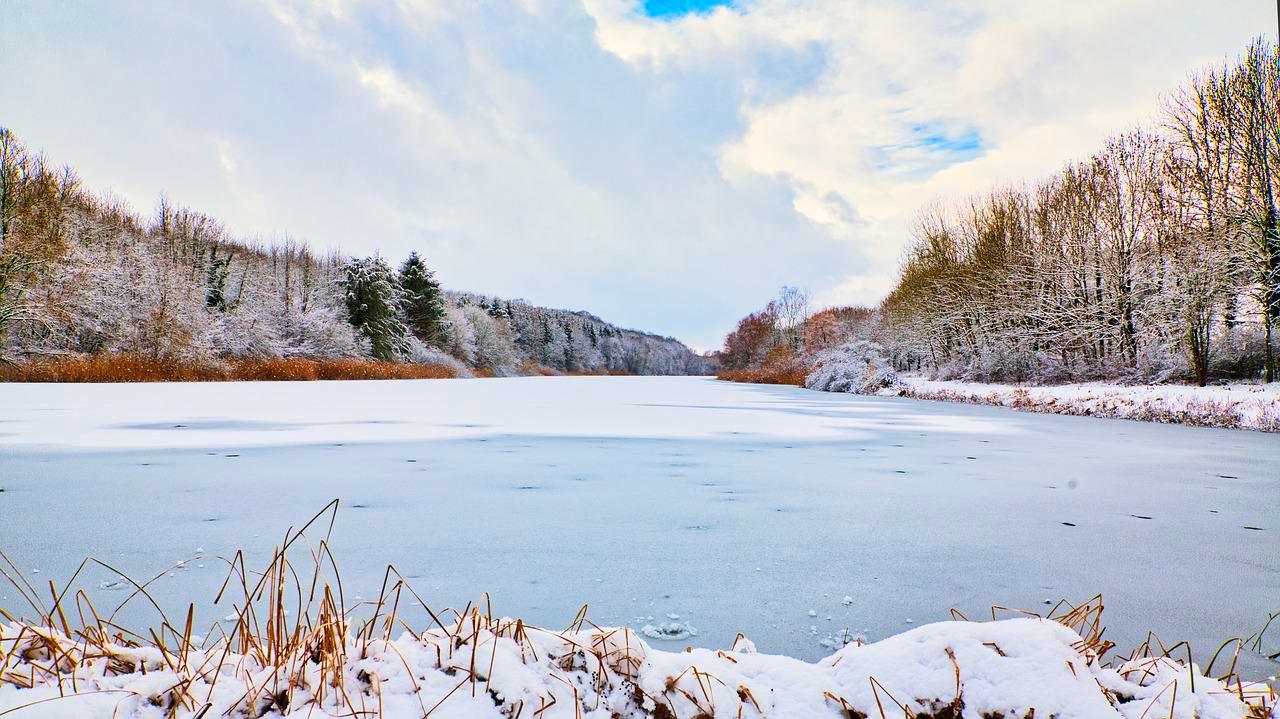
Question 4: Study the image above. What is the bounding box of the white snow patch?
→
[896,377,1280,431]
[0,617,1269,718]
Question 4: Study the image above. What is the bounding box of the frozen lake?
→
[1,376,1277,676]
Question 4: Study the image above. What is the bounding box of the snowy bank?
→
[2,614,1273,719]
[896,378,1280,432]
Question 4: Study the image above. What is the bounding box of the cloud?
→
[0,0,1268,347]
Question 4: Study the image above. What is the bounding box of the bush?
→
[716,366,807,386]
[1211,326,1269,380]
[804,340,900,394]
[717,344,808,386]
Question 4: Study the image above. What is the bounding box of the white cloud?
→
[215,139,239,174]
[355,62,428,114]
[0,0,1268,346]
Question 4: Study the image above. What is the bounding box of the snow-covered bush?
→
[463,304,519,374]
[403,335,472,377]
[1211,325,1271,379]
[959,347,1076,384]
[805,340,900,394]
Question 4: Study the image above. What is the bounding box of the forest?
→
[0,131,709,379]
[721,38,1280,389]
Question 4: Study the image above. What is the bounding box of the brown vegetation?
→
[0,354,458,382]
[0,504,1274,718]
[717,345,807,386]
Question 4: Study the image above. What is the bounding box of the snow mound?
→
[1,617,1271,718]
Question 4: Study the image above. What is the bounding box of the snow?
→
[0,375,1009,450]
[898,378,1280,432]
[0,616,1270,718]
[2,376,1277,681]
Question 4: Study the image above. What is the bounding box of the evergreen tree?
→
[205,246,232,311]
[398,251,447,346]
[540,315,556,366]
[563,323,578,371]
[342,255,407,361]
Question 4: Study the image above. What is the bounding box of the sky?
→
[0,1,1270,350]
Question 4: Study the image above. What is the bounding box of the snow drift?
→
[2,614,1273,719]
[899,378,1280,432]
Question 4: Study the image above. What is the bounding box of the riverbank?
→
[1,570,1274,719]
[897,378,1280,432]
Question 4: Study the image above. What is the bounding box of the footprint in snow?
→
[1061,522,1077,527]
[1243,526,1265,531]
[1217,474,1239,479]
[1130,515,1153,520]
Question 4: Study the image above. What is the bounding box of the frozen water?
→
[0,376,1277,677]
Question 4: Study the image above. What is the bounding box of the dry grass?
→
[0,355,459,383]
[716,366,806,387]
[0,504,1274,719]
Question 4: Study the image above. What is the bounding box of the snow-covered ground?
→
[1,377,1277,687]
[3,614,1270,718]
[898,377,1280,432]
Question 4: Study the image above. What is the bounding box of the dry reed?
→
[0,355,458,383]
[0,504,1274,718]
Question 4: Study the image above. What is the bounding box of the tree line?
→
[720,38,1279,388]
[0,129,709,376]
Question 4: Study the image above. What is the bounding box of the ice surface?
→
[0,377,1276,678]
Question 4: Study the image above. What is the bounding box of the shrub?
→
[804,340,900,394]
[717,344,808,386]
[716,366,807,386]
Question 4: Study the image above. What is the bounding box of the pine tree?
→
[342,255,407,361]
[540,315,556,366]
[563,323,578,371]
[205,246,232,311]
[398,251,447,346]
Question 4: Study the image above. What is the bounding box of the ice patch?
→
[640,621,698,641]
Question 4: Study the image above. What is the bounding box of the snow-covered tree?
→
[341,255,407,361]
[398,251,447,347]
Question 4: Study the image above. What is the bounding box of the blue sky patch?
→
[642,0,734,19]
[908,123,983,155]
[867,122,985,179]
